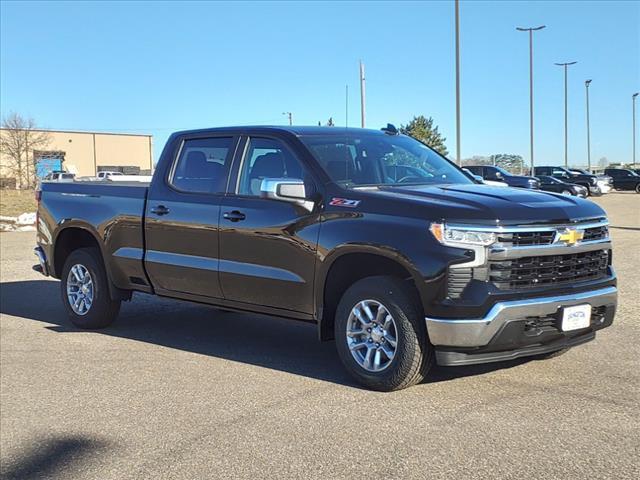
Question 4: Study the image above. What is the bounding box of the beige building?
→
[0,129,153,186]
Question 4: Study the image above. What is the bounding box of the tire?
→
[635,183,640,193]
[334,276,433,391]
[61,248,121,329]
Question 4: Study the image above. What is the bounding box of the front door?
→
[144,135,238,299]
[218,136,321,314]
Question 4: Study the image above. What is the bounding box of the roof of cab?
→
[171,125,389,137]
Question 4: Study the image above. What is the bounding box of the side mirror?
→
[260,178,315,212]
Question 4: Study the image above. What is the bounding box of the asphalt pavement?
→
[1,193,638,479]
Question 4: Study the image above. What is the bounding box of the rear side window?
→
[171,137,234,194]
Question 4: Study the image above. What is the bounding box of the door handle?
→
[223,210,246,222]
[150,205,170,216]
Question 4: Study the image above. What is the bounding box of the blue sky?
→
[1,0,638,165]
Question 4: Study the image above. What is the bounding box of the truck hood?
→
[360,183,606,225]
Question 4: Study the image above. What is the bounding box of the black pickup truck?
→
[34,126,617,391]
[604,168,640,193]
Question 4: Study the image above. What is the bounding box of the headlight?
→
[430,223,497,246]
[590,177,597,185]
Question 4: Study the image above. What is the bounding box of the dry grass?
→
[0,189,36,217]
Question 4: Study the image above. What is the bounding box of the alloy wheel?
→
[346,300,398,372]
[66,264,94,315]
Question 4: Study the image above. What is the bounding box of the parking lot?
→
[0,193,638,479]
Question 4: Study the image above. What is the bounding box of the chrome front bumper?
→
[426,286,617,347]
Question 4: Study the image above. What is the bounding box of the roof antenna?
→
[381,123,398,135]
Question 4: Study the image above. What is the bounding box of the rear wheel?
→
[334,276,433,391]
[61,248,120,329]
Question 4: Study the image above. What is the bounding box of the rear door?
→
[144,135,239,298]
[218,135,321,314]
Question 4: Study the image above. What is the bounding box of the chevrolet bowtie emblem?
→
[558,228,584,245]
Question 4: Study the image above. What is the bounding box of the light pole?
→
[454,0,461,165]
[282,112,292,126]
[555,61,577,168]
[359,61,366,128]
[516,25,545,174]
[585,79,592,171]
[634,93,639,165]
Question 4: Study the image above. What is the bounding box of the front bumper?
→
[596,181,612,194]
[426,286,617,348]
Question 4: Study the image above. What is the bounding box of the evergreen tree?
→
[400,116,449,156]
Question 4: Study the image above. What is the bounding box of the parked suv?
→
[33,126,617,391]
[534,166,600,196]
[465,165,540,189]
[604,168,640,193]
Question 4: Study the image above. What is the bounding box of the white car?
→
[97,171,124,180]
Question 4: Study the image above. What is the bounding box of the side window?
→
[171,137,234,194]
[238,138,307,196]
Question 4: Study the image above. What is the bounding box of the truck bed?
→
[37,180,150,293]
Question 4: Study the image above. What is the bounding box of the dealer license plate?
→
[561,304,592,331]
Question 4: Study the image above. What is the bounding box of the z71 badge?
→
[329,197,361,208]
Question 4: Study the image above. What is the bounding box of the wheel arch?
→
[53,225,129,301]
[316,246,426,341]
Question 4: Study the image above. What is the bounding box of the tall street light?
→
[455,0,461,165]
[516,25,545,174]
[555,61,577,168]
[633,93,639,165]
[585,79,592,171]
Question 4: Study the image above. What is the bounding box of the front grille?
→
[499,231,556,246]
[447,267,472,299]
[497,223,608,247]
[490,250,609,290]
[583,225,608,242]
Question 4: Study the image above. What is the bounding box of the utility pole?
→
[516,25,545,174]
[633,93,639,165]
[345,85,349,128]
[555,61,577,168]
[359,61,366,128]
[585,80,592,171]
[454,0,461,165]
[282,112,292,126]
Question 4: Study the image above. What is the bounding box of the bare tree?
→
[0,113,51,189]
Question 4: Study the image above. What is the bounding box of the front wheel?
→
[334,276,433,391]
[635,183,640,193]
[61,248,121,329]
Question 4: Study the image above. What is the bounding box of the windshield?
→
[299,133,472,187]
[494,166,513,177]
[542,176,562,184]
